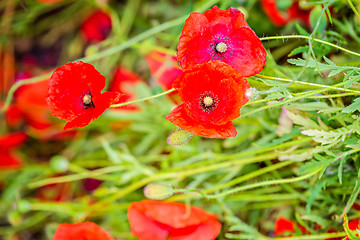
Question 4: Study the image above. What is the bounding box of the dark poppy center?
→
[82,92,95,109]
[199,91,218,112]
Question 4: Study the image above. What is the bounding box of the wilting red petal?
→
[274,217,295,236]
[53,222,114,240]
[177,6,266,77]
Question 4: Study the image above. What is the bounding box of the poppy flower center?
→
[82,93,95,109]
[199,91,218,112]
[215,42,227,53]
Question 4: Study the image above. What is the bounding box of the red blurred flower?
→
[53,222,114,240]
[37,0,63,3]
[260,0,311,27]
[166,61,249,139]
[0,132,27,170]
[46,61,124,130]
[109,66,142,111]
[128,200,221,240]
[177,6,266,77]
[81,11,112,43]
[274,217,296,236]
[35,181,72,202]
[146,51,183,91]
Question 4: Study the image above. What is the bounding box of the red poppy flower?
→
[81,11,112,43]
[53,222,114,240]
[260,0,311,27]
[146,51,183,91]
[109,66,142,111]
[46,61,124,130]
[128,200,221,240]
[177,6,266,77]
[165,61,250,139]
[0,132,27,170]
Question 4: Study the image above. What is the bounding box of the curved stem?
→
[255,74,360,94]
[110,88,176,108]
[260,35,360,57]
[173,169,320,199]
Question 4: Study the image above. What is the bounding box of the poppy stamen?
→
[199,91,218,112]
[215,42,227,53]
[82,93,95,109]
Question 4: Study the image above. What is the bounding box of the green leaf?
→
[288,57,336,71]
[301,127,351,146]
[328,69,343,77]
[288,46,309,57]
[310,5,328,33]
[340,169,360,218]
[344,75,360,88]
[295,23,309,36]
[343,98,360,113]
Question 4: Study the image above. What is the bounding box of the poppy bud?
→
[167,129,193,145]
[144,183,174,200]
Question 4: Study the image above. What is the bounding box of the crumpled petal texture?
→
[128,200,221,240]
[166,61,250,139]
[177,5,266,77]
[46,61,124,130]
[53,222,114,240]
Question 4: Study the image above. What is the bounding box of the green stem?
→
[170,160,294,201]
[110,88,176,108]
[255,74,360,94]
[260,35,360,57]
[240,82,348,118]
[92,147,313,206]
[172,169,320,199]
[270,232,346,240]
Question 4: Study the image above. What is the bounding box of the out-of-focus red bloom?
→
[37,0,63,3]
[46,61,124,130]
[177,6,266,77]
[128,200,221,240]
[14,79,52,129]
[109,67,142,111]
[274,217,296,236]
[35,181,72,202]
[53,222,114,240]
[146,51,183,91]
[344,219,360,240]
[81,11,112,43]
[166,61,249,139]
[260,0,311,27]
[0,132,27,170]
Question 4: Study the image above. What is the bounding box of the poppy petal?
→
[166,105,237,138]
